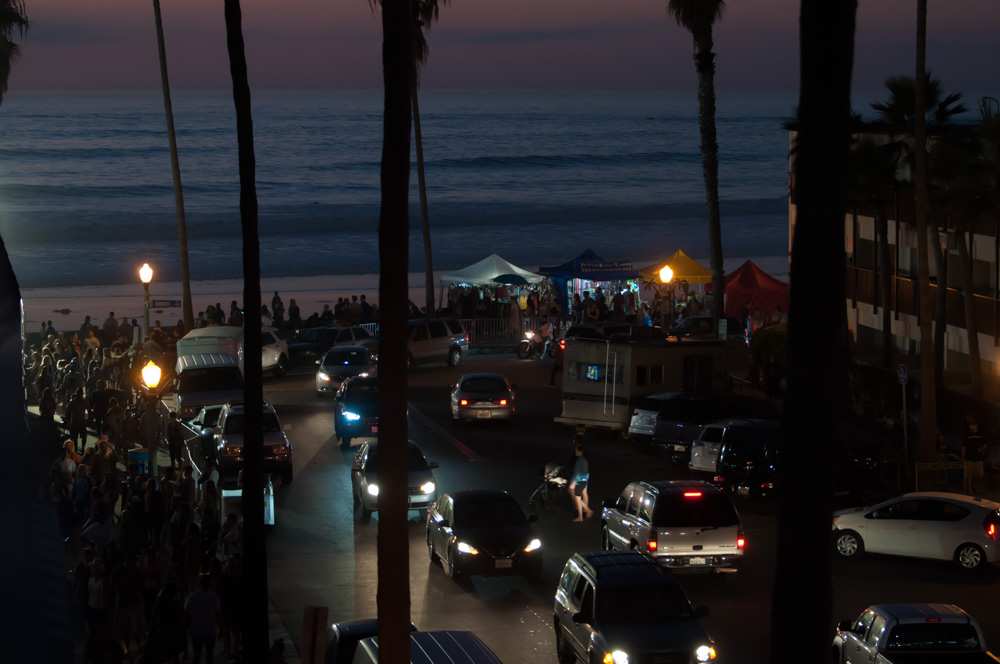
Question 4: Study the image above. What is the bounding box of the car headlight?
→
[456,541,479,555]
[602,650,628,664]
[524,331,535,339]
[317,371,331,382]
[342,410,362,422]
[523,538,542,553]
[695,645,717,662]
[367,483,380,497]
[420,481,436,495]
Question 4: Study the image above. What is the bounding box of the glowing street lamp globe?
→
[139,262,154,285]
[658,265,674,284]
[141,360,162,389]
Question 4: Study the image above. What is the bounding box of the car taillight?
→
[683,491,703,499]
[459,399,469,407]
[737,533,746,550]
[712,475,725,484]
[559,339,566,351]
[499,399,508,406]
[647,538,657,552]
[985,516,1000,541]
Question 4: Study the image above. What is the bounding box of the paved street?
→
[261,354,1000,663]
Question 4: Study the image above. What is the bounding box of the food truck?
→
[555,337,734,431]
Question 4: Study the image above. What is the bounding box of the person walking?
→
[102,312,118,345]
[185,573,221,664]
[287,298,301,328]
[89,380,109,437]
[963,416,987,495]
[271,291,285,326]
[567,439,593,522]
[148,581,186,664]
[167,419,185,470]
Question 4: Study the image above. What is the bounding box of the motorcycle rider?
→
[538,317,554,359]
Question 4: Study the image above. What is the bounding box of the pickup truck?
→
[833,603,997,664]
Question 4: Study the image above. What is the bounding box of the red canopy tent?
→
[711,260,790,319]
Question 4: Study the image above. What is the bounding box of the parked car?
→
[601,480,744,573]
[352,631,504,664]
[627,393,716,461]
[289,325,375,360]
[669,315,742,341]
[833,604,994,664]
[554,551,716,664]
[215,401,293,485]
[334,375,379,448]
[187,404,229,466]
[450,373,515,422]
[315,345,376,395]
[832,492,1000,570]
[709,420,783,498]
[426,490,542,581]
[408,318,469,367]
[689,418,777,474]
[325,619,416,664]
[351,440,438,522]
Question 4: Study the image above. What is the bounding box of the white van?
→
[176,325,288,376]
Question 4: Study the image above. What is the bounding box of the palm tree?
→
[222,1,268,659]
[666,0,726,330]
[150,0,194,330]
[412,0,449,316]
[771,2,856,663]
[374,0,414,660]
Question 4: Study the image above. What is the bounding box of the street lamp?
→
[141,360,162,390]
[139,262,154,341]
[658,264,674,284]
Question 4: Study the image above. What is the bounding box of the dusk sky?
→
[9,0,1000,96]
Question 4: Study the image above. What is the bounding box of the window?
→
[559,567,576,595]
[179,367,243,393]
[922,501,971,522]
[460,377,508,392]
[224,412,281,434]
[596,584,693,624]
[866,615,887,648]
[877,500,922,520]
[325,349,371,367]
[852,610,877,638]
[261,332,276,346]
[650,365,663,385]
[411,324,429,342]
[626,490,642,516]
[652,492,739,528]
[616,487,632,511]
[580,583,594,619]
[886,624,980,652]
[429,320,449,338]
[701,427,723,444]
[639,494,655,522]
[635,366,648,386]
[572,575,588,604]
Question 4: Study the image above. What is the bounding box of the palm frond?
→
[666,0,724,32]
[0,0,29,104]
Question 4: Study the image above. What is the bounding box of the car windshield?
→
[325,349,370,367]
[344,381,378,404]
[454,495,526,528]
[596,585,692,623]
[886,625,980,651]
[202,408,222,427]
[366,445,429,472]
[178,367,243,393]
[720,439,769,466]
[724,425,781,445]
[224,412,282,434]
[461,377,507,393]
[653,492,739,527]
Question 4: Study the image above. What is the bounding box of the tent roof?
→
[439,254,545,286]
[539,249,638,281]
[640,249,713,285]
[718,260,789,318]
[726,259,789,291]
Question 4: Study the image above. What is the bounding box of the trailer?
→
[555,337,736,431]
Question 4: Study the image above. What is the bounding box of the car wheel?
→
[601,525,612,551]
[443,548,459,579]
[448,348,462,367]
[955,543,986,571]
[834,530,863,559]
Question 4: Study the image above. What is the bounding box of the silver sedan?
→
[450,373,515,422]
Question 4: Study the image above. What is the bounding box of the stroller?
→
[528,462,569,516]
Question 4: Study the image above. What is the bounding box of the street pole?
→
[143,282,151,341]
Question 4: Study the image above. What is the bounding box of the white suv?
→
[601,480,744,572]
[833,491,1000,570]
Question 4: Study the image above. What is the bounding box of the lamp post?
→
[659,264,674,328]
[139,262,154,341]
[140,359,162,479]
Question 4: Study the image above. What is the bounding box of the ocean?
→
[0,89,793,289]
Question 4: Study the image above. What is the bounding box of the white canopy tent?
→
[438,253,545,286]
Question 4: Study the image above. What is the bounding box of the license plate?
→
[674,444,686,452]
[371,424,379,433]
[689,557,706,566]
[495,559,513,569]
[476,410,491,419]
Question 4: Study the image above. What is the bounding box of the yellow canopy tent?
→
[640,249,712,285]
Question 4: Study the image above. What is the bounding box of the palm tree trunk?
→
[913,0,937,459]
[222,2,267,660]
[151,0,194,330]
[412,82,435,315]
[693,32,726,330]
[771,2,856,664]
[957,228,983,397]
[931,228,947,405]
[0,235,26,456]
[880,215,894,369]
[377,0,413,661]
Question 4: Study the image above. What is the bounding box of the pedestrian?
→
[149,580,186,664]
[220,553,243,658]
[272,291,284,323]
[168,419,185,470]
[79,315,94,340]
[177,464,196,507]
[287,298,301,327]
[88,380,109,437]
[200,480,221,546]
[59,440,80,484]
[963,416,986,494]
[228,301,243,326]
[261,304,273,328]
[360,294,373,321]
[39,386,56,422]
[117,316,131,344]
[102,312,118,345]
[568,439,593,522]
[220,513,241,559]
[185,573,221,664]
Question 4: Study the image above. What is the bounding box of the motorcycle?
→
[527,462,569,516]
[517,330,552,360]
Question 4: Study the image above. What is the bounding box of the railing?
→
[358,317,563,347]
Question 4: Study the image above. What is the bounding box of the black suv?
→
[554,551,716,664]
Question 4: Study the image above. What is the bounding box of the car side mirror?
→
[693,605,710,619]
[837,620,853,633]
[428,461,439,469]
[572,612,590,625]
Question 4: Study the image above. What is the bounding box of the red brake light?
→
[683,491,703,499]
[737,534,746,550]
[712,475,725,484]
[559,339,566,351]
[646,539,657,552]
[925,617,942,623]
[499,399,508,406]
[986,522,999,541]
[459,399,469,407]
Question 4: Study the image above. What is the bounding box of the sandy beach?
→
[21,255,789,333]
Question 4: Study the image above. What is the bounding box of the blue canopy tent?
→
[539,249,639,314]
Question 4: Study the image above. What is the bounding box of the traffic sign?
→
[151,299,181,308]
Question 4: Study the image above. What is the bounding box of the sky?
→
[7,0,1000,97]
